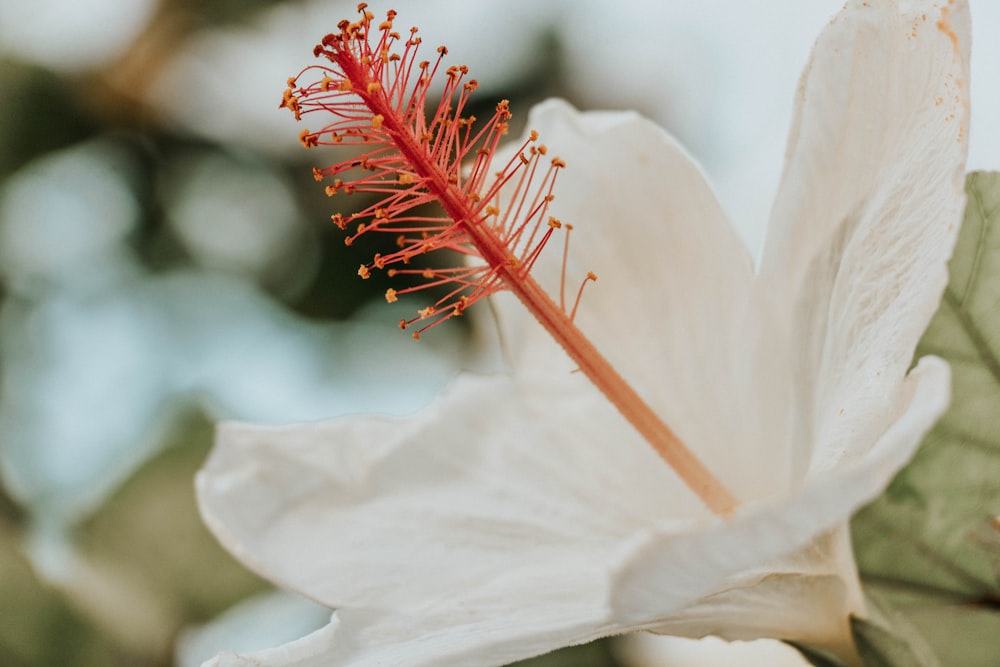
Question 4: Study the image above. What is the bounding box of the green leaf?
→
[788,641,849,667]
[851,172,1000,665]
[850,592,944,667]
[850,615,933,667]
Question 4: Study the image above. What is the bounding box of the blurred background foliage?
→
[0,1,484,664]
[0,1,996,666]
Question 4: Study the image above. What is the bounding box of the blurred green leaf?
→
[861,582,1000,667]
[849,592,943,667]
[511,639,622,667]
[791,642,848,667]
[81,409,270,625]
[0,59,100,179]
[0,512,127,666]
[851,171,1000,665]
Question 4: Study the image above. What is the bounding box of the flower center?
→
[282,3,738,516]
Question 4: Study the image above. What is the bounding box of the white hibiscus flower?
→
[196,1,971,665]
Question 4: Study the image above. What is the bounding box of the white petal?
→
[206,602,612,667]
[197,373,693,662]
[760,0,970,474]
[641,528,863,662]
[615,633,811,667]
[491,99,794,501]
[205,616,338,667]
[177,591,330,667]
[609,356,950,650]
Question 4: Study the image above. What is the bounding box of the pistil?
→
[283,4,738,516]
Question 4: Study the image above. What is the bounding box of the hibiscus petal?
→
[608,356,950,651]
[641,528,863,661]
[205,616,338,667]
[491,99,794,501]
[197,371,701,664]
[206,602,612,667]
[760,0,970,474]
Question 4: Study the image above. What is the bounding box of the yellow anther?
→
[386,288,398,303]
[548,217,562,229]
[552,157,567,168]
[418,306,435,318]
[299,129,318,148]
[372,114,384,129]
[367,81,381,94]
[358,264,371,279]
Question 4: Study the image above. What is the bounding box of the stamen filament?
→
[570,272,596,323]
[560,222,572,312]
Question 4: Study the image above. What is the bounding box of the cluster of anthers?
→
[281,4,738,516]
[282,3,594,339]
